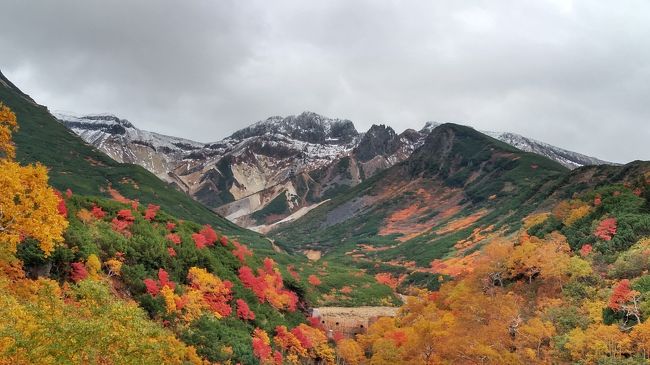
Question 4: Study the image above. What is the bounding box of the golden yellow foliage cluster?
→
[0,103,67,255]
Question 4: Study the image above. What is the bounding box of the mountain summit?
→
[230,111,359,145]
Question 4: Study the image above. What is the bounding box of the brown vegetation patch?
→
[436,209,488,235]
[358,244,394,252]
[454,224,496,251]
[379,185,465,242]
[84,156,106,166]
[120,177,140,189]
[107,185,133,204]
[429,251,481,277]
[303,249,322,261]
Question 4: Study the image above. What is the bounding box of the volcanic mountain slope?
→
[485,131,610,169]
[174,112,363,225]
[59,111,611,231]
[273,123,644,272]
[421,121,611,169]
[272,123,574,265]
[56,112,204,186]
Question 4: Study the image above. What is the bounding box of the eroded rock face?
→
[354,124,401,162]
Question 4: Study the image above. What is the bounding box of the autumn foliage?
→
[579,244,593,257]
[308,275,321,286]
[167,247,177,257]
[191,226,217,249]
[236,298,255,320]
[112,209,135,236]
[279,324,334,364]
[91,205,106,219]
[56,192,68,217]
[330,182,650,365]
[239,258,298,311]
[144,269,176,297]
[232,241,253,263]
[117,209,135,222]
[70,262,88,282]
[192,233,207,249]
[609,279,636,310]
[187,267,233,318]
[166,233,182,245]
[200,225,218,245]
[0,104,202,364]
[374,273,399,289]
[0,102,18,159]
[0,103,67,255]
[144,203,160,221]
[252,328,274,363]
[287,265,300,281]
[595,217,618,241]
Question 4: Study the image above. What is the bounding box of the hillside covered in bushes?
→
[0,102,397,364]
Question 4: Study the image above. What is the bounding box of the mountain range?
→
[56,111,611,231]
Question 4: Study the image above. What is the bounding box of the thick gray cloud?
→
[1,0,649,163]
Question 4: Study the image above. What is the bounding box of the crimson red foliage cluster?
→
[144,269,176,297]
[70,262,88,282]
[238,258,298,311]
[144,204,160,221]
[232,241,253,263]
[595,217,618,241]
[236,298,255,320]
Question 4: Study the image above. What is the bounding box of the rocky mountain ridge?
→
[57,111,613,229]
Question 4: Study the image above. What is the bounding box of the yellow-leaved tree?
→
[0,102,17,159]
[0,102,67,256]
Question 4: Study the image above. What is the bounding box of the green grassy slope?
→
[0,70,272,249]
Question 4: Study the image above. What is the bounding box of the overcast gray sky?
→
[1,1,649,163]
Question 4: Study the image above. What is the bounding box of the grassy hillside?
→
[0,70,274,249]
[6,183,391,363]
[272,123,591,293]
[0,70,399,303]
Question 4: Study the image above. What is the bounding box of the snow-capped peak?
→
[418,122,612,169]
[54,112,135,129]
[229,111,359,145]
[483,131,611,169]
